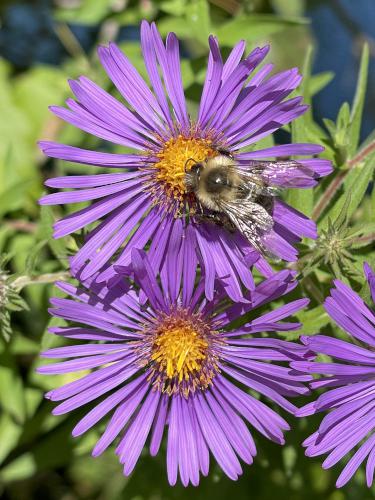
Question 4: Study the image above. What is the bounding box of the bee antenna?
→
[184,158,198,173]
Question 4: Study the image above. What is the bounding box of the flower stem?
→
[350,233,375,246]
[312,171,346,221]
[13,272,70,291]
[312,139,375,221]
[4,220,37,233]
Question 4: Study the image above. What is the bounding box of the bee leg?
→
[221,217,237,234]
[194,213,224,227]
[194,213,237,234]
[216,148,234,159]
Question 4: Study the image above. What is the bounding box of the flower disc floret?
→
[151,135,216,202]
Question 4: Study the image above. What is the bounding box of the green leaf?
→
[185,0,211,45]
[55,0,111,23]
[0,413,23,465]
[157,1,211,46]
[336,102,350,137]
[282,445,297,477]
[344,222,375,249]
[333,192,351,231]
[214,15,308,46]
[271,0,305,17]
[296,305,330,335]
[159,0,186,16]
[349,44,369,156]
[0,180,33,218]
[0,350,27,424]
[337,102,350,131]
[24,239,48,276]
[287,45,314,216]
[39,205,70,267]
[320,151,375,228]
[322,118,336,138]
[0,453,36,483]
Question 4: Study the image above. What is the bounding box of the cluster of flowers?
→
[38,21,375,488]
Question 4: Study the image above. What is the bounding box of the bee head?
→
[184,159,203,192]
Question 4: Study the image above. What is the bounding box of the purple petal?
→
[98,43,165,132]
[72,374,147,436]
[92,381,149,456]
[39,141,146,168]
[336,434,375,488]
[198,36,223,126]
[151,24,189,130]
[193,392,242,480]
[118,389,160,475]
[238,143,325,159]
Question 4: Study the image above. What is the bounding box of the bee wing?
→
[218,198,274,253]
[237,160,317,189]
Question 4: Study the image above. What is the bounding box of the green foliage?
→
[0,1,374,499]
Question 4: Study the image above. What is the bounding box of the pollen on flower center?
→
[152,134,216,201]
[152,322,208,381]
[145,310,220,396]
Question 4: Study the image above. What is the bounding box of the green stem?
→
[349,233,375,246]
[54,23,90,70]
[312,139,375,221]
[302,276,325,304]
[312,171,346,221]
[13,272,70,291]
[4,220,37,233]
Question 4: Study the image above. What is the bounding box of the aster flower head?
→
[38,247,311,486]
[292,263,375,488]
[39,21,332,299]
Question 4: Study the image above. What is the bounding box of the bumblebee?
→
[185,151,315,254]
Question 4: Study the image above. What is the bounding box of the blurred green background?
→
[0,1,374,499]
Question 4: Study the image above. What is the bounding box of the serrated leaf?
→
[349,44,369,156]
[39,205,69,268]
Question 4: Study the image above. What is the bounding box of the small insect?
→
[184,150,317,255]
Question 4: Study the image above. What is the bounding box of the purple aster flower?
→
[292,263,375,488]
[38,247,311,486]
[39,21,332,299]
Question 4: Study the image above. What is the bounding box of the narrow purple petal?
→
[92,382,149,456]
[39,141,146,168]
[238,143,325,159]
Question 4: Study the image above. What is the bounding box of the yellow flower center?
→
[151,317,209,382]
[144,311,220,396]
[152,134,216,201]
